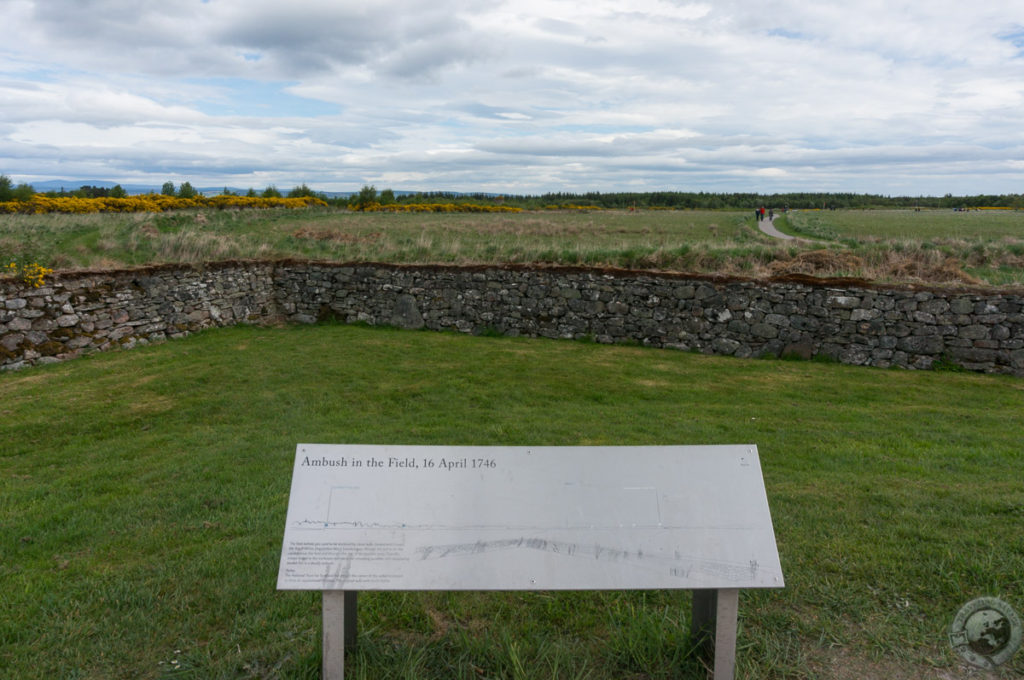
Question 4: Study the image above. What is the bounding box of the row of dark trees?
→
[76,185,129,198]
[480,191,1024,210]
[338,187,1024,210]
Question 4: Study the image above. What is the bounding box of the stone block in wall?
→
[849,308,874,322]
[839,345,872,365]
[828,295,860,309]
[728,319,750,334]
[889,323,912,338]
[856,319,886,336]
[789,315,819,331]
[896,335,944,354]
[949,298,974,314]
[912,311,936,324]
[727,294,750,310]
[871,296,896,312]
[707,308,732,323]
[919,299,950,314]
[959,325,990,340]
[711,337,740,355]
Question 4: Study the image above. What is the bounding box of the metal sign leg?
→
[691,588,739,680]
[323,591,358,680]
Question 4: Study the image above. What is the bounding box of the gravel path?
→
[758,216,795,240]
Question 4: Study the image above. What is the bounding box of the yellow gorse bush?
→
[0,194,327,214]
[5,261,53,288]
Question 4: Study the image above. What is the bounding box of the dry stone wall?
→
[2,261,1023,376]
[0,263,277,370]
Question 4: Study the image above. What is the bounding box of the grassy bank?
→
[0,208,752,271]
[2,324,1022,679]
[783,209,1024,285]
[3,206,1023,286]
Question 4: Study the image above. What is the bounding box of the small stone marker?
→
[278,444,784,679]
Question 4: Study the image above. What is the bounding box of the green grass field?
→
[785,208,1024,241]
[3,323,1022,679]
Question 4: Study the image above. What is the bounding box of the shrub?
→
[4,260,53,287]
[0,194,327,214]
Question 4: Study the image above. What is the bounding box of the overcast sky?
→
[3,0,1023,195]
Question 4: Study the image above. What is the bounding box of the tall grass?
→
[3,207,1024,286]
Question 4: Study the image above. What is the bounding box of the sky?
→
[2,0,1024,195]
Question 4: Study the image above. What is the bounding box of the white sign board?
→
[277,444,783,591]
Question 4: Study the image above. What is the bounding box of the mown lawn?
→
[2,324,1023,679]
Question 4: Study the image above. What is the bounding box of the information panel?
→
[277,444,784,591]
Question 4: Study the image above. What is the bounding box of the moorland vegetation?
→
[2,183,1023,288]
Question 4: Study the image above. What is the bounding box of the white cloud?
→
[1,0,1023,193]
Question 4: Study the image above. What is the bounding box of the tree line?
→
[3,175,1022,210]
[485,191,1024,210]
[344,187,1024,210]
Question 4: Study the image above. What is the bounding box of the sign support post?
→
[691,588,739,680]
[322,591,357,680]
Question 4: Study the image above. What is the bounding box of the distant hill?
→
[26,179,284,196]
[30,180,158,195]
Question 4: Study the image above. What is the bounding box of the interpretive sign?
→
[278,444,783,680]
[277,444,783,591]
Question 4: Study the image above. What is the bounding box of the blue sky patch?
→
[767,28,807,41]
[187,78,338,118]
[999,27,1024,56]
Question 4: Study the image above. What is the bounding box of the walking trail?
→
[758,215,795,240]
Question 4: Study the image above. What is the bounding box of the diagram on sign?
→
[290,482,663,531]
